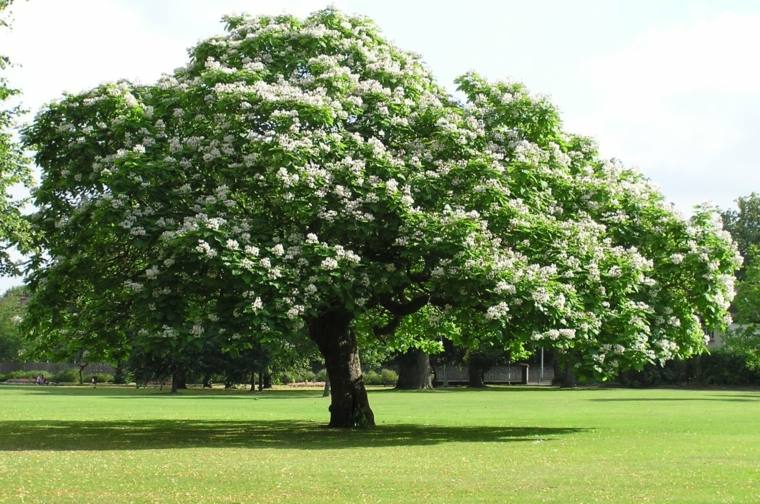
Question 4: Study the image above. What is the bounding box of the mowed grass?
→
[0,386,758,503]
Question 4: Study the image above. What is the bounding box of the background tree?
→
[0,0,32,276]
[725,246,760,370]
[0,285,26,360]
[722,193,760,274]
[22,9,740,428]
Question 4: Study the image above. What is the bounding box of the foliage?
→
[380,367,398,385]
[0,0,32,276]
[21,9,739,399]
[50,367,80,383]
[721,192,760,275]
[85,372,114,383]
[0,285,26,360]
[5,368,50,379]
[724,245,760,369]
[275,367,316,384]
[615,349,760,387]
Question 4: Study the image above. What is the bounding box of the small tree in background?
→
[725,246,760,370]
[722,193,760,278]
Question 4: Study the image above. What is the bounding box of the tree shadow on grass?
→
[1,386,325,400]
[589,396,760,403]
[0,419,584,451]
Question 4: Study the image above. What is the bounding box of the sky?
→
[1,0,760,293]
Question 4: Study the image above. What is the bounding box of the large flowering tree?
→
[22,9,739,427]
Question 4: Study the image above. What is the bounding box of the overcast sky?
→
[2,0,759,293]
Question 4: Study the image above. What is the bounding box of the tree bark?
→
[263,371,272,389]
[78,363,88,385]
[309,309,375,428]
[396,349,432,389]
[114,361,125,384]
[557,352,577,388]
[467,352,494,388]
[172,368,187,390]
[468,363,487,388]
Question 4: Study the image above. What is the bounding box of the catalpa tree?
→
[23,9,739,427]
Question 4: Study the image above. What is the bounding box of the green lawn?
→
[0,385,758,503]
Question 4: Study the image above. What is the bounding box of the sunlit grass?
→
[0,385,758,503]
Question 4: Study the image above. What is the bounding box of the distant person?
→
[91,376,97,388]
[35,375,42,385]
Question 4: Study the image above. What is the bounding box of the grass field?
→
[0,385,758,503]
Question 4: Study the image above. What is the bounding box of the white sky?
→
[2,0,760,293]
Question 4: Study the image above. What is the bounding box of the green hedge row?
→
[616,350,760,387]
[0,369,114,383]
[273,368,398,386]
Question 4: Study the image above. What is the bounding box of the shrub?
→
[364,370,381,385]
[380,368,399,386]
[85,373,114,384]
[615,350,760,387]
[51,368,80,383]
[316,368,328,382]
[8,370,51,379]
[275,371,294,385]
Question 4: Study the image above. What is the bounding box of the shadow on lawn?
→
[0,419,583,451]
[589,396,759,403]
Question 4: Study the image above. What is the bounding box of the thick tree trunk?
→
[114,361,125,384]
[468,363,487,388]
[467,352,493,388]
[556,352,577,388]
[263,371,272,389]
[309,309,375,428]
[560,362,577,388]
[396,349,432,389]
[172,368,187,390]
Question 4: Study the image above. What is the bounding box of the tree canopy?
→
[0,0,32,276]
[22,9,740,427]
[722,192,760,276]
[0,285,26,360]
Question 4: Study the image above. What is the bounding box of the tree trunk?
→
[557,353,577,388]
[396,349,432,389]
[466,351,494,388]
[468,363,486,388]
[263,371,272,389]
[309,309,375,428]
[78,363,87,385]
[114,361,125,384]
[250,372,256,392]
[172,368,187,390]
